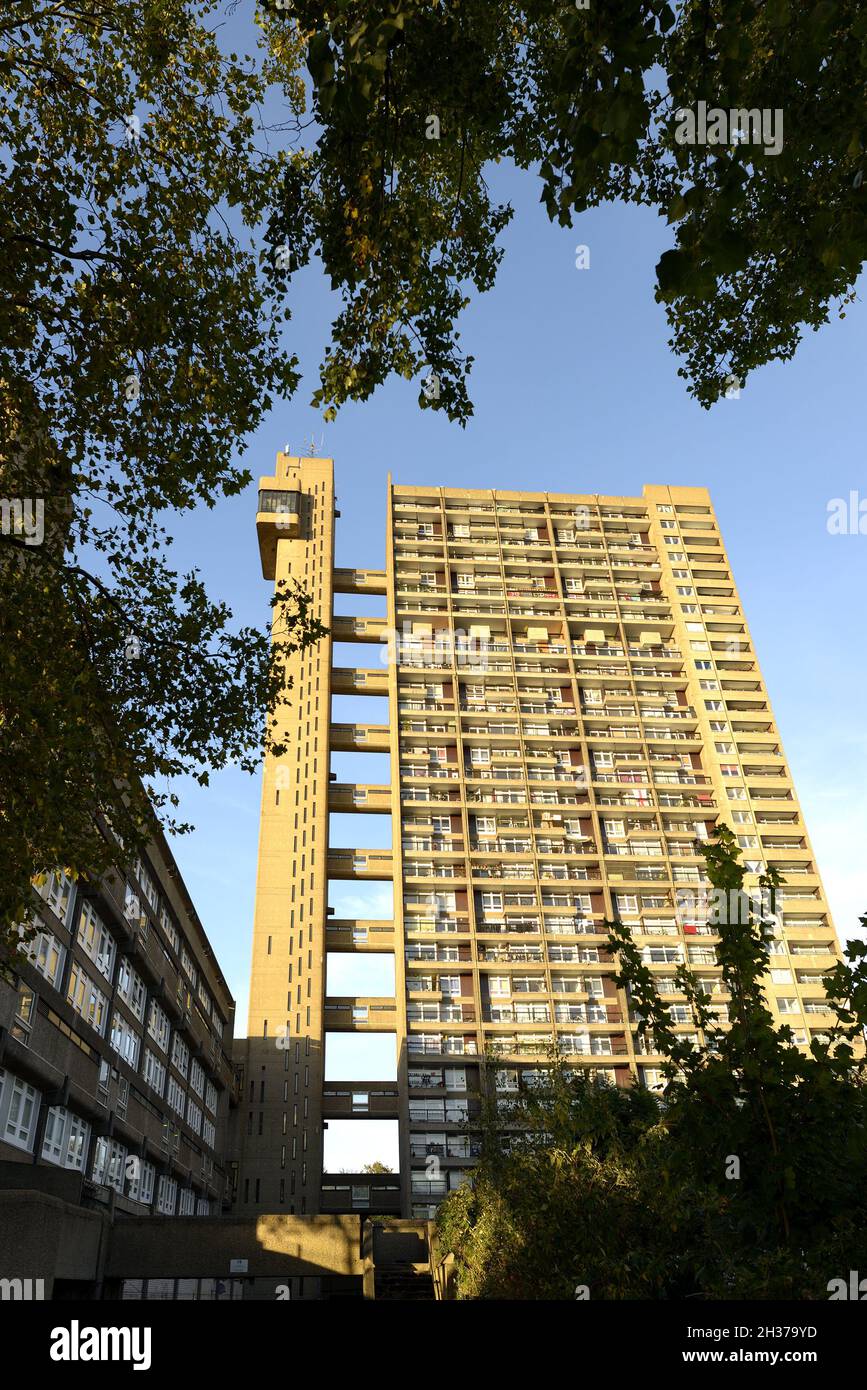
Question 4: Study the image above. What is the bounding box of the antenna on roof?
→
[308,433,324,457]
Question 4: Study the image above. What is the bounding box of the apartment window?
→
[110,1012,141,1068]
[67,961,109,1036]
[160,906,180,952]
[172,1033,190,1078]
[470,747,490,764]
[116,958,146,1021]
[147,1000,171,1053]
[156,1175,178,1215]
[727,787,747,800]
[167,1075,186,1116]
[26,930,65,989]
[129,1159,156,1206]
[41,1106,89,1173]
[37,869,74,924]
[187,1100,203,1136]
[0,1071,40,1152]
[134,857,160,912]
[77,901,116,981]
[92,1136,127,1193]
[143,1049,167,1096]
[180,945,197,987]
[14,987,35,1043]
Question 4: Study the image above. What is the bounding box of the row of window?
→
[0,1069,212,1210]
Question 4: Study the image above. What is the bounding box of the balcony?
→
[322,1083,399,1118]
[328,783,392,814]
[331,667,388,696]
[333,567,387,595]
[330,615,388,643]
[327,850,394,881]
[326,920,396,952]
[330,723,390,753]
[324,996,397,1030]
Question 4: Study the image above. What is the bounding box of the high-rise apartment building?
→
[233,454,845,1221]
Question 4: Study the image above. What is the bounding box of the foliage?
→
[0,0,320,963]
[437,827,867,1298]
[266,0,867,421]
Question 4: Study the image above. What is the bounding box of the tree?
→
[436,826,867,1298]
[266,0,867,421]
[362,1160,394,1173]
[0,1,321,964]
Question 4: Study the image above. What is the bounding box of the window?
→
[469,747,490,764]
[190,1059,205,1098]
[180,945,197,986]
[160,906,180,952]
[110,1012,141,1068]
[77,901,116,981]
[37,869,74,924]
[172,1033,190,1078]
[116,958,146,1021]
[143,1049,167,1095]
[42,1105,90,1171]
[0,1071,40,1151]
[156,1175,178,1215]
[147,1000,171,1052]
[92,1136,127,1193]
[129,1159,155,1206]
[134,857,160,912]
[67,961,109,1035]
[26,930,65,989]
[167,1075,186,1116]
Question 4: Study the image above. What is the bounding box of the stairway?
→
[374,1261,435,1300]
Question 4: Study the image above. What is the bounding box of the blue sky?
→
[164,11,867,1165]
